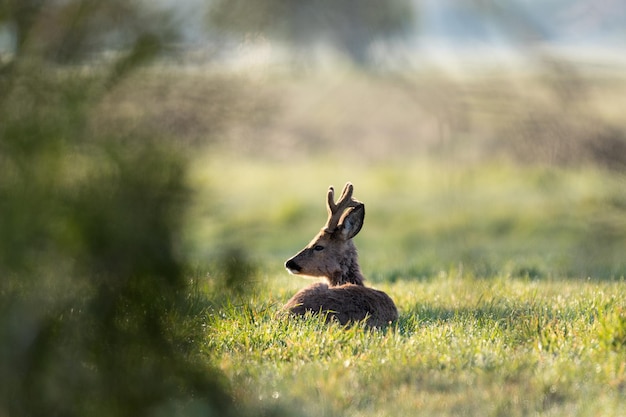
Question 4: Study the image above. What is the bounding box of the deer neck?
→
[328,242,364,287]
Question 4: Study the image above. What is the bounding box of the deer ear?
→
[340,204,365,240]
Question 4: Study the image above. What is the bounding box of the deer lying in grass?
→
[283,182,398,327]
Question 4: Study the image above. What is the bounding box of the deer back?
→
[283,282,399,327]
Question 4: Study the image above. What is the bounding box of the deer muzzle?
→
[285,258,302,274]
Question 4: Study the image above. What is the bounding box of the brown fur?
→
[283,183,398,327]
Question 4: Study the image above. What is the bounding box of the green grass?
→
[186,153,626,416]
[203,274,626,417]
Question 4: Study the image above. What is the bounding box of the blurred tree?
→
[0,0,176,64]
[207,0,415,66]
[0,1,242,416]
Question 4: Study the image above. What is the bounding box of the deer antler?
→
[324,182,362,232]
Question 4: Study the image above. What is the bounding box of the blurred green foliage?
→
[0,2,242,416]
[0,0,175,64]
[0,133,233,416]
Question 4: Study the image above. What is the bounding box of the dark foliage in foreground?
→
[0,2,239,416]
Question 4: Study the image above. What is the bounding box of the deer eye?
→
[313,245,325,251]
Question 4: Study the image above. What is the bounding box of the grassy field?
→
[187,155,626,280]
[170,68,626,415]
[186,152,626,417]
[205,275,626,417]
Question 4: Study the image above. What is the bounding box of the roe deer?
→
[283,182,398,327]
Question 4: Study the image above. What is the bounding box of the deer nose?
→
[285,259,301,273]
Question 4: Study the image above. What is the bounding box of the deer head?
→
[284,182,365,286]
